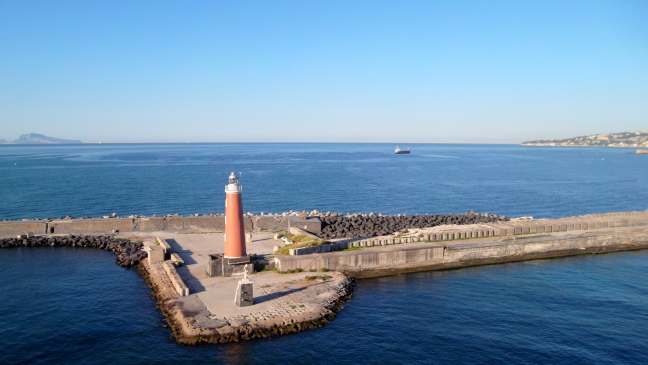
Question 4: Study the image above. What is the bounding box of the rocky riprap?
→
[0,235,147,267]
[317,212,509,239]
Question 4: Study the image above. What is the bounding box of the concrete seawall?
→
[276,228,648,277]
[4,210,647,345]
[287,211,648,255]
[0,215,298,237]
[275,211,648,277]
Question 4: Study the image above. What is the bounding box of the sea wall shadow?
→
[176,266,207,293]
[253,281,326,304]
[165,238,198,265]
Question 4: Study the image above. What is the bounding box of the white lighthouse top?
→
[225,172,242,193]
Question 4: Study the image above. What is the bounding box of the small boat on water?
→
[394,146,410,154]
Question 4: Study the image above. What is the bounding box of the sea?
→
[0,143,647,364]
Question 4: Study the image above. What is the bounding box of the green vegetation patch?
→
[305,275,332,281]
[264,267,305,274]
[273,231,329,255]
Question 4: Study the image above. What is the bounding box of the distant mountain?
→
[522,130,648,147]
[5,133,83,145]
[0,139,7,144]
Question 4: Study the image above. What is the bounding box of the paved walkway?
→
[124,231,346,322]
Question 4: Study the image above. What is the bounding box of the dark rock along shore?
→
[317,212,508,239]
[0,235,147,267]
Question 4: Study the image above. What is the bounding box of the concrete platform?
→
[125,231,353,344]
[124,231,278,294]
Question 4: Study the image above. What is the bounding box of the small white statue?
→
[243,265,250,281]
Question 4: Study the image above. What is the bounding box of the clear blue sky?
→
[1,0,646,143]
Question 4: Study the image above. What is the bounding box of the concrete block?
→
[288,217,322,233]
[163,262,189,296]
[146,246,165,264]
[156,237,172,257]
[170,253,184,266]
[235,281,254,307]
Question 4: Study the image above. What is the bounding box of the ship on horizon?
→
[394,146,410,154]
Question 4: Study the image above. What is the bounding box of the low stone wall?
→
[277,245,446,272]
[0,235,147,267]
[0,221,46,236]
[444,231,648,262]
[0,211,509,238]
[0,215,302,237]
[162,262,189,296]
[47,218,134,235]
[289,244,332,256]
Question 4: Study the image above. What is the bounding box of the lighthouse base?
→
[206,254,254,277]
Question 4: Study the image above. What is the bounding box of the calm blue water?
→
[1,143,647,364]
[0,143,646,220]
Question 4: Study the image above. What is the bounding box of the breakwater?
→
[0,235,147,267]
[142,265,355,344]
[276,211,648,277]
[0,211,505,238]
[317,212,508,239]
[0,215,289,237]
[2,210,647,346]
[278,228,648,278]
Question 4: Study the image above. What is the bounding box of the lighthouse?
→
[224,172,247,258]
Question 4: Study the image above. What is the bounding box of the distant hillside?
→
[522,130,648,147]
[1,133,82,145]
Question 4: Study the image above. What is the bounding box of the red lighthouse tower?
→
[224,172,247,258]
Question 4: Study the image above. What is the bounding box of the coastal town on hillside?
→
[522,130,648,147]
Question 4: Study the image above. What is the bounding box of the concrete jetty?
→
[278,211,648,277]
[126,211,647,343]
[130,231,353,344]
[1,210,647,344]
